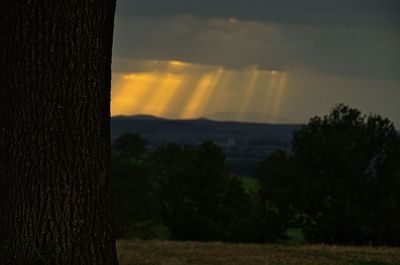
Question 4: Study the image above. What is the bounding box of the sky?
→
[111,0,400,127]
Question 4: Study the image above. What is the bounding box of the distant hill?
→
[111,115,301,166]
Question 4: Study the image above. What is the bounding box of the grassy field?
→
[117,240,400,265]
[239,176,259,193]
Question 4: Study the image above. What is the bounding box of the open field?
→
[117,240,400,265]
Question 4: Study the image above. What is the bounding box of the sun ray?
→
[163,73,204,118]
[195,67,224,117]
[141,73,183,116]
[270,72,288,123]
[237,66,260,120]
[205,70,233,115]
[129,73,170,115]
[111,73,157,116]
[263,71,279,121]
[110,73,128,99]
[181,67,223,119]
[111,60,288,122]
[111,60,177,116]
[138,61,189,116]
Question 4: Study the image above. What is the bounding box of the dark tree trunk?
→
[0,1,118,264]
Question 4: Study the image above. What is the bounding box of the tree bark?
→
[0,1,118,264]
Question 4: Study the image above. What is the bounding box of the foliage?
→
[257,104,400,245]
[149,141,258,242]
[113,132,147,160]
[111,105,399,245]
[256,150,300,242]
[293,104,399,245]
[220,176,259,242]
[112,133,162,239]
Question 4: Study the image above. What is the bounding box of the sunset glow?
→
[181,67,224,119]
[237,66,260,120]
[111,60,291,123]
[111,4,400,127]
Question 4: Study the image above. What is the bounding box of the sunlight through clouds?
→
[112,8,400,126]
[111,60,290,123]
[142,73,184,117]
[264,71,279,116]
[237,66,260,120]
[270,72,288,123]
[181,67,224,119]
[111,73,156,115]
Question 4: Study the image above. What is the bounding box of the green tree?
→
[149,142,224,240]
[220,176,259,242]
[113,133,147,160]
[291,104,399,245]
[369,133,400,245]
[112,133,162,239]
[150,141,256,241]
[256,150,299,242]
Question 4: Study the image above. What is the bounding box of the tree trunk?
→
[0,1,118,264]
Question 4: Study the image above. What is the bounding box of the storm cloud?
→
[113,13,400,79]
[116,0,400,28]
[110,0,400,126]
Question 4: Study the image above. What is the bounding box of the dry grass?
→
[117,240,400,265]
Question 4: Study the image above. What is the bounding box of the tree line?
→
[112,104,400,246]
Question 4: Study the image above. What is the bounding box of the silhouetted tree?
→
[256,150,298,242]
[149,142,223,240]
[0,1,118,264]
[112,134,162,239]
[150,141,256,241]
[113,133,147,160]
[368,132,400,245]
[291,104,399,245]
[219,176,259,242]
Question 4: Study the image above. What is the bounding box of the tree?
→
[112,133,147,160]
[0,1,118,264]
[219,176,259,242]
[256,104,399,245]
[256,150,299,242]
[150,141,256,242]
[291,104,399,245]
[370,132,400,245]
[149,142,226,240]
[112,133,163,239]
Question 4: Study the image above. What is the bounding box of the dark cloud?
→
[116,0,400,28]
[111,1,400,127]
[113,15,400,80]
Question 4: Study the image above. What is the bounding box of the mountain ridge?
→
[111,115,301,160]
[111,114,302,126]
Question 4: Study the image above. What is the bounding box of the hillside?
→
[111,115,301,162]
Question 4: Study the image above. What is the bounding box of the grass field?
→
[117,240,400,265]
[239,176,259,193]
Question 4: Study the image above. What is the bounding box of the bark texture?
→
[0,1,118,264]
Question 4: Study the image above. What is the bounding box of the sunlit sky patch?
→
[111,0,400,126]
